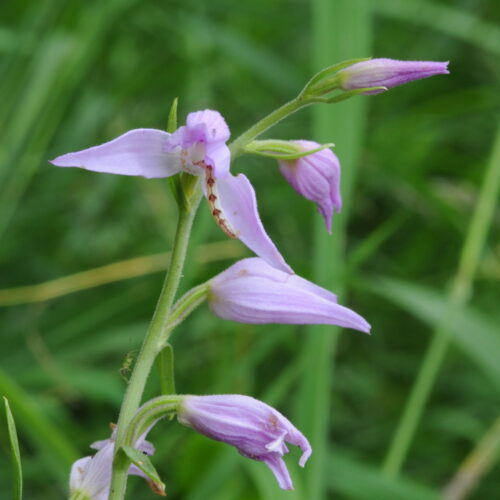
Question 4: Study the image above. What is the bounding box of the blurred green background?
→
[1,0,499,498]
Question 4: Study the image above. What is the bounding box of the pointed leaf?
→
[121,445,166,496]
[4,397,23,500]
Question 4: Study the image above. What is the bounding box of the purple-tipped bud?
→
[338,58,449,94]
[177,394,311,490]
[208,258,370,333]
[278,140,341,232]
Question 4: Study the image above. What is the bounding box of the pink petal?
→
[205,140,230,178]
[51,129,181,179]
[215,174,292,273]
[262,455,294,490]
[187,109,230,143]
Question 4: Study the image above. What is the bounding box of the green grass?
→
[1,0,499,498]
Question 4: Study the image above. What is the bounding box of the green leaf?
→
[365,277,500,389]
[121,445,166,496]
[167,97,178,133]
[4,397,23,500]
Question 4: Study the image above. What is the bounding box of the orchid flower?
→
[208,257,370,333]
[177,394,311,490]
[69,427,163,499]
[51,110,291,273]
[278,140,341,232]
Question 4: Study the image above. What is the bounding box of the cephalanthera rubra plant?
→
[51,58,448,499]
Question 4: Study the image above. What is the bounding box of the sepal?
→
[299,57,371,99]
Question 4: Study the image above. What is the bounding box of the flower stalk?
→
[109,186,203,500]
[229,98,313,158]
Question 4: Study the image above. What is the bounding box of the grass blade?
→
[4,397,23,500]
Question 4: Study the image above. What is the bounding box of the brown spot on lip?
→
[208,194,217,202]
[212,209,221,217]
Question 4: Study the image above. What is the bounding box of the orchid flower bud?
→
[337,58,449,94]
[278,140,341,232]
[208,258,370,333]
[177,394,311,490]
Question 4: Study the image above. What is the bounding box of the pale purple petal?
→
[51,129,181,178]
[205,140,230,177]
[209,258,369,332]
[215,174,292,273]
[263,456,294,490]
[210,276,369,331]
[69,456,92,493]
[187,109,230,142]
[71,441,114,500]
[211,258,336,303]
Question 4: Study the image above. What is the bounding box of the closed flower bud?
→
[337,58,449,94]
[208,258,370,333]
[278,140,341,232]
[177,394,311,490]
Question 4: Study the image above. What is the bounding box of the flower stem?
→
[382,122,500,478]
[228,97,313,158]
[109,187,202,500]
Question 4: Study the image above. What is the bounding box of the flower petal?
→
[69,456,92,492]
[187,109,230,143]
[79,441,114,500]
[205,141,230,178]
[262,455,294,490]
[215,174,292,273]
[209,275,370,332]
[51,129,180,179]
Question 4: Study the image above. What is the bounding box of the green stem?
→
[109,188,202,500]
[166,283,209,329]
[228,97,313,158]
[383,123,500,477]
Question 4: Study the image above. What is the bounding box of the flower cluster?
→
[56,57,449,497]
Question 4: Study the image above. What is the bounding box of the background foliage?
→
[1,0,499,498]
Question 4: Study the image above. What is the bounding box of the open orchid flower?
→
[278,140,341,233]
[69,426,163,499]
[208,257,370,333]
[50,109,291,273]
[177,394,311,490]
